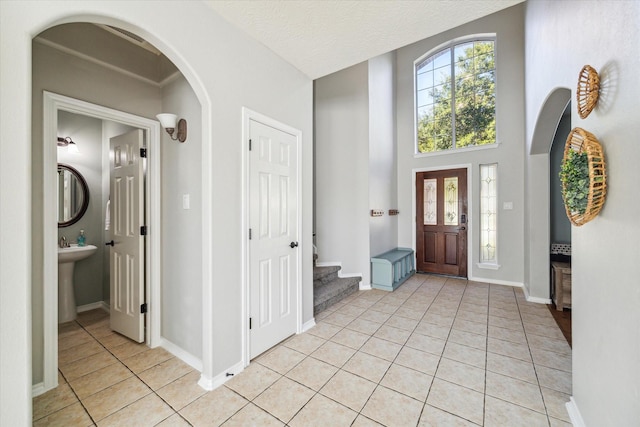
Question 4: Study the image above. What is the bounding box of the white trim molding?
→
[477,263,501,270]
[523,284,552,304]
[160,338,202,372]
[315,262,367,290]
[412,164,474,279]
[468,275,523,289]
[566,397,586,427]
[302,318,317,333]
[241,107,304,367]
[41,92,162,395]
[198,361,244,391]
[76,301,110,313]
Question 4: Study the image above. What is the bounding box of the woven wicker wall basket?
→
[561,127,607,226]
[576,65,600,119]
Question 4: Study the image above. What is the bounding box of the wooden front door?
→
[416,168,468,277]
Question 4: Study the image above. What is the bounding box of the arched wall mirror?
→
[58,163,89,227]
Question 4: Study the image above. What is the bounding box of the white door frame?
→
[411,163,473,279]
[41,91,161,394]
[241,107,303,367]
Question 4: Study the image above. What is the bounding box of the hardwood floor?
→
[547,303,572,347]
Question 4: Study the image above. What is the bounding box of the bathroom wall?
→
[57,111,105,307]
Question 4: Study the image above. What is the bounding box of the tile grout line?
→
[67,315,194,426]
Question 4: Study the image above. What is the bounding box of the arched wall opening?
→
[30,16,214,395]
[525,87,571,300]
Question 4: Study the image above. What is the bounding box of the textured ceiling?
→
[204,0,525,79]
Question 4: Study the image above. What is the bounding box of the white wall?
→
[395,4,526,286]
[1,2,313,423]
[525,1,640,425]
[160,76,203,360]
[315,62,371,284]
[369,53,398,257]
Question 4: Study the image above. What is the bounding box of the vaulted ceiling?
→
[204,0,525,79]
[35,1,525,84]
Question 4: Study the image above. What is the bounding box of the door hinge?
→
[141,303,148,314]
[140,148,147,158]
[249,228,252,240]
[140,226,147,236]
[249,139,252,151]
[249,317,252,329]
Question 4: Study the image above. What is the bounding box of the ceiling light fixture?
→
[156,113,187,143]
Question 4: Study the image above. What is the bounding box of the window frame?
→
[413,34,497,155]
[478,163,500,269]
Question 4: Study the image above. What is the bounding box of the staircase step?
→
[313,266,341,289]
[314,276,360,315]
[314,265,341,281]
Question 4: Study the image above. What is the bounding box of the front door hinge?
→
[141,303,148,314]
[249,228,252,240]
[140,148,147,158]
[249,317,252,329]
[140,225,147,236]
[249,139,252,151]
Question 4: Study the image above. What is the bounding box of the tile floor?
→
[33,274,573,426]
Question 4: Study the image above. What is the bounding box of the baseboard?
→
[315,261,342,268]
[566,397,586,427]
[160,338,202,372]
[315,262,365,290]
[76,301,110,313]
[302,318,316,333]
[198,360,244,391]
[32,382,47,397]
[468,275,524,288]
[523,285,552,304]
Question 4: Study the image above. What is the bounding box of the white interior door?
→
[249,119,299,359]
[109,129,145,342]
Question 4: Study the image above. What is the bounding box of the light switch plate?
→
[183,194,190,210]
[503,201,513,210]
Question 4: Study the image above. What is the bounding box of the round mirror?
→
[58,163,89,227]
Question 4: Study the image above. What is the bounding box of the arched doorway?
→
[31,20,212,397]
[526,87,571,301]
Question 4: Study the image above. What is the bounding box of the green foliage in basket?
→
[560,150,589,214]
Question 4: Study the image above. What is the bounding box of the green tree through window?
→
[416,39,495,153]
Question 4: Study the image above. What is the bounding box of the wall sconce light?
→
[156,113,187,143]
[57,136,79,154]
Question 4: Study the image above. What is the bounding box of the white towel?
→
[105,199,110,231]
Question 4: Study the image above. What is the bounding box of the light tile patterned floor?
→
[33,274,573,426]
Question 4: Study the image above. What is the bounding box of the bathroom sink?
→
[58,244,97,264]
[57,244,97,323]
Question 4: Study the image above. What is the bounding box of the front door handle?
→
[105,240,114,246]
[458,227,466,231]
[290,241,299,248]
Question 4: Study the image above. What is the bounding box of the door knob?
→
[458,227,466,231]
[289,241,299,248]
[105,240,114,246]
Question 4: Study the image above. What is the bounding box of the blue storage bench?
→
[371,247,415,291]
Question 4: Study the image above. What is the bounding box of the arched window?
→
[415,37,496,153]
